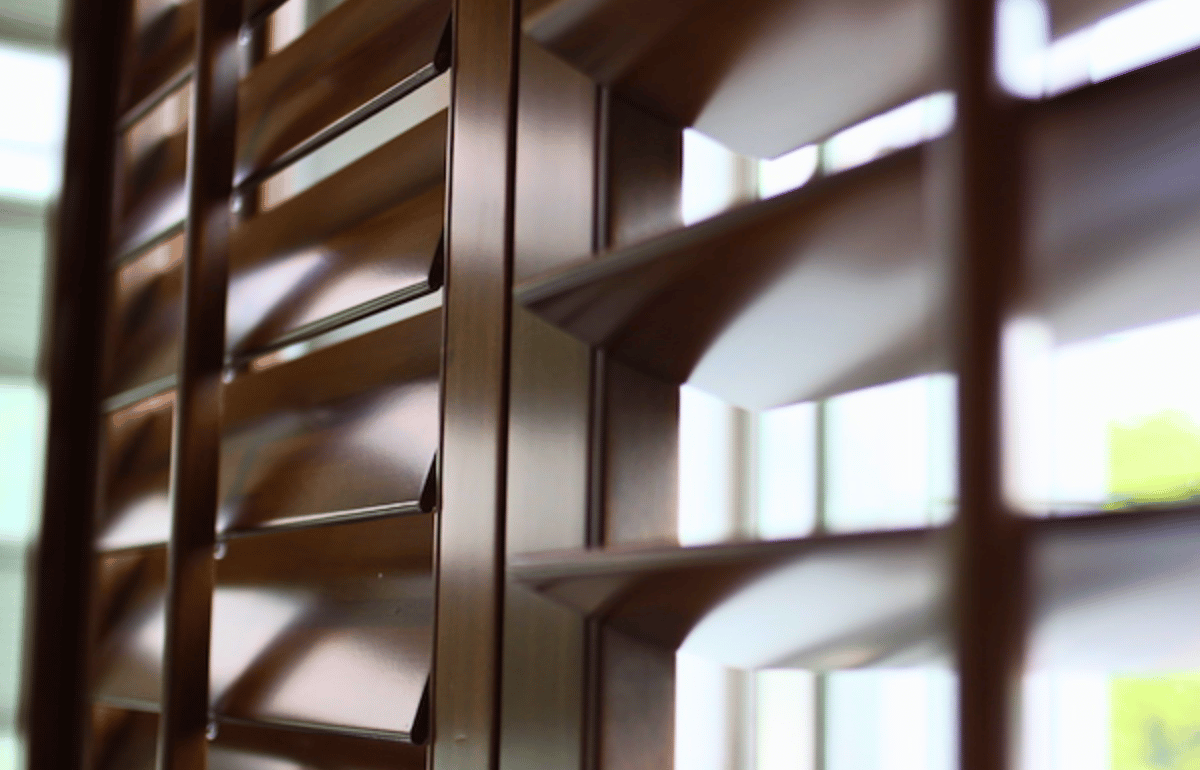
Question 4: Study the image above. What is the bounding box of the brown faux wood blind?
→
[30,0,1200,766]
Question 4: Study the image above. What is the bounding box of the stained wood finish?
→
[601,359,678,546]
[950,0,1026,764]
[209,719,426,770]
[236,0,450,184]
[157,0,240,762]
[105,235,185,397]
[26,0,126,760]
[598,629,673,770]
[1030,49,1200,344]
[524,0,943,159]
[100,392,175,551]
[211,514,434,738]
[116,85,191,259]
[604,94,681,249]
[500,38,596,770]
[120,0,197,116]
[227,111,447,357]
[91,706,160,770]
[512,528,943,667]
[518,148,941,411]
[432,0,518,765]
[93,548,167,710]
[220,308,441,532]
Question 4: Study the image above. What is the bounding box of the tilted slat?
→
[115,86,190,258]
[104,234,184,397]
[1047,0,1132,35]
[524,0,943,158]
[517,148,944,411]
[511,528,945,669]
[99,392,174,551]
[219,308,441,533]
[119,0,196,115]
[1030,50,1200,344]
[227,112,447,356]
[211,514,434,739]
[93,547,166,710]
[210,719,426,770]
[236,0,450,184]
[90,705,158,770]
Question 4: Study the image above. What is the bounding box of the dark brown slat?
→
[99,392,175,551]
[517,147,942,411]
[227,111,447,356]
[93,548,167,710]
[115,89,190,259]
[157,0,240,761]
[91,705,159,770]
[219,308,442,532]
[210,718,426,770]
[1030,48,1200,344]
[431,0,518,764]
[236,0,450,184]
[26,0,125,760]
[119,0,197,115]
[105,234,184,397]
[524,0,943,159]
[211,514,434,738]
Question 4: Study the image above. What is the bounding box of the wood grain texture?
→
[227,111,447,356]
[431,0,518,765]
[525,0,943,159]
[236,0,450,183]
[518,148,942,411]
[211,515,434,738]
[604,94,681,250]
[499,38,596,770]
[220,308,442,532]
[601,358,678,546]
[105,234,184,396]
[100,392,175,550]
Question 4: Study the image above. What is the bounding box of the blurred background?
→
[0,0,67,764]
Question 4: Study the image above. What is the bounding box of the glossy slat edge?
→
[219,308,442,532]
[105,234,184,397]
[513,507,1200,670]
[211,514,434,739]
[524,0,942,159]
[93,547,167,709]
[236,0,450,183]
[119,0,196,114]
[91,705,159,770]
[99,391,175,551]
[210,718,426,769]
[228,110,447,356]
[517,147,944,411]
[1030,47,1200,345]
